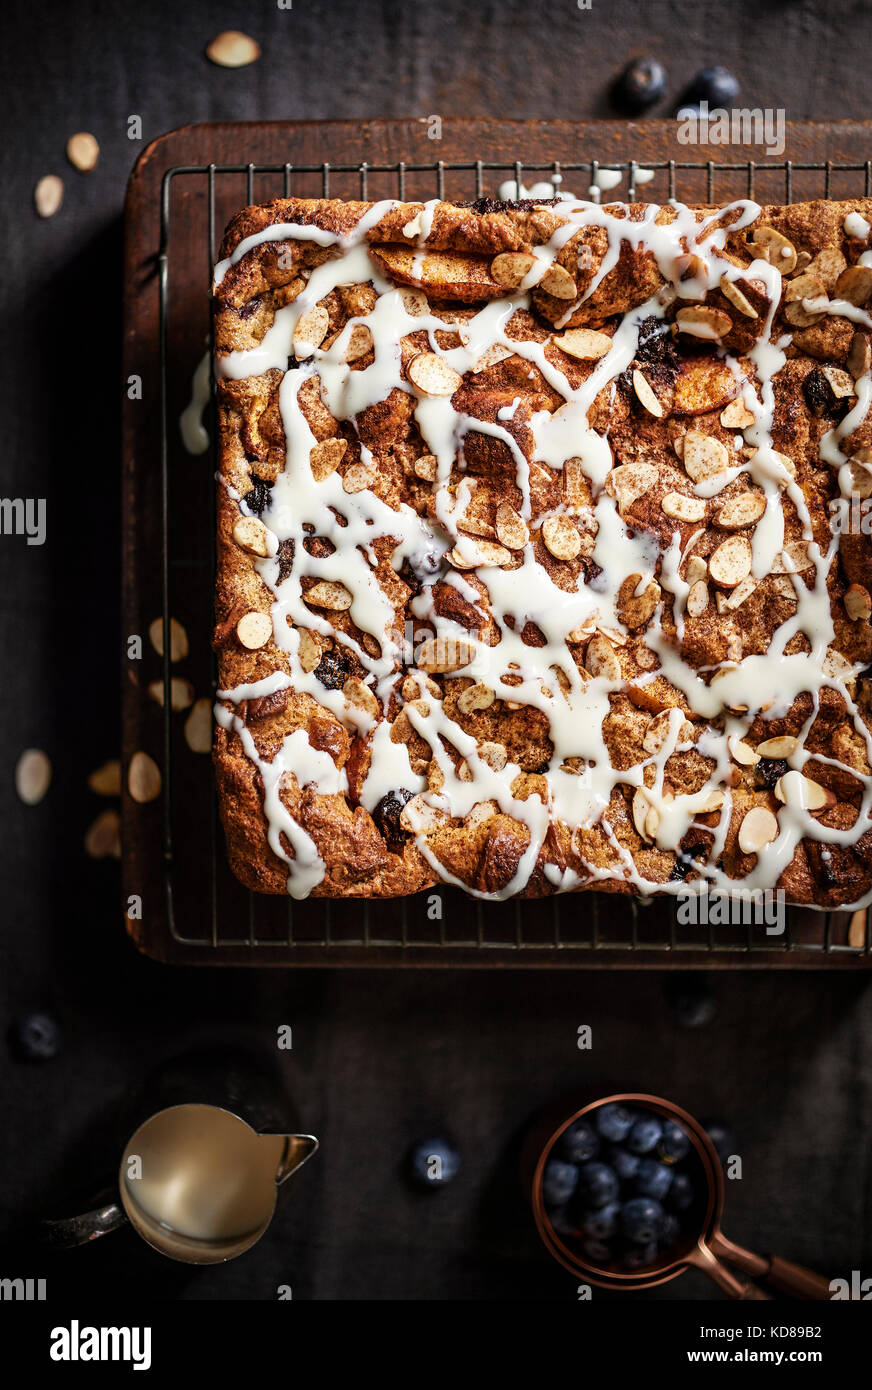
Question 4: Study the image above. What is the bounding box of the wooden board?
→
[121,119,872,967]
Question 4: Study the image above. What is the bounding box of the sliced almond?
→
[345,324,373,362]
[729,737,759,767]
[471,342,514,374]
[540,262,577,298]
[686,554,708,586]
[184,699,213,754]
[557,328,612,361]
[821,365,856,400]
[148,616,189,662]
[719,275,758,318]
[342,459,377,494]
[298,628,322,673]
[343,677,379,719]
[400,793,449,834]
[644,805,661,838]
[698,789,725,814]
[632,788,652,840]
[304,580,353,611]
[128,751,161,804]
[585,634,621,681]
[772,542,814,574]
[417,636,474,673]
[848,331,872,380]
[738,805,779,853]
[15,748,52,805]
[233,516,270,556]
[457,682,495,715]
[88,759,122,795]
[205,30,261,66]
[715,492,766,530]
[465,799,499,828]
[662,491,706,523]
[848,458,872,498]
[676,305,732,340]
[784,297,827,328]
[774,773,835,811]
[479,741,507,771]
[447,537,512,569]
[686,579,709,617]
[414,453,438,482]
[292,304,330,357]
[756,734,798,758]
[426,759,444,793]
[721,575,757,611]
[542,514,581,561]
[495,502,529,550]
[835,265,872,306]
[66,132,99,172]
[643,711,675,755]
[407,351,462,396]
[720,397,756,429]
[490,252,536,290]
[683,431,729,483]
[751,226,797,274]
[810,246,848,291]
[709,535,753,589]
[605,461,658,510]
[632,368,664,417]
[309,437,348,481]
[84,808,121,859]
[617,575,661,628]
[845,583,872,621]
[564,456,589,506]
[770,450,797,481]
[236,612,273,649]
[148,676,195,710]
[399,287,429,316]
[34,175,63,218]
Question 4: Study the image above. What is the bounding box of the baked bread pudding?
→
[212,193,872,905]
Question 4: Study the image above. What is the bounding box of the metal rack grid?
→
[156,155,872,961]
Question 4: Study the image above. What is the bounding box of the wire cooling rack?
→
[146,149,872,964]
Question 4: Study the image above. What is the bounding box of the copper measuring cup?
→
[527,1092,832,1300]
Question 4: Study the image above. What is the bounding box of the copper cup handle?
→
[687,1242,772,1300]
[710,1230,832,1300]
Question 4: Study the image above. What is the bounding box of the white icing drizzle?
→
[179,351,212,455]
[214,195,872,906]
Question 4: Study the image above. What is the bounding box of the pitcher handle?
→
[39,1189,128,1249]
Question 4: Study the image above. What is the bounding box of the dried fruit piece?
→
[309,437,348,481]
[495,502,529,550]
[845,583,872,621]
[293,304,330,357]
[585,634,621,681]
[233,516,270,556]
[148,676,195,710]
[683,431,729,483]
[540,262,577,298]
[542,514,581,561]
[676,305,732,340]
[304,581,353,610]
[88,759,122,795]
[490,251,536,289]
[149,616,189,661]
[715,492,766,529]
[632,368,664,417]
[738,805,779,854]
[719,275,757,318]
[751,225,797,274]
[457,682,495,714]
[557,328,612,360]
[34,175,63,218]
[206,30,261,67]
[686,580,709,617]
[720,397,755,429]
[236,612,273,649]
[66,132,99,172]
[184,699,212,754]
[709,535,753,589]
[15,749,52,805]
[84,808,121,859]
[662,492,706,523]
[128,751,161,803]
[407,352,462,396]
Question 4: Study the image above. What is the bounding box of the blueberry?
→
[549,1205,581,1239]
[609,1146,641,1181]
[622,1241,659,1270]
[614,57,668,114]
[408,1136,460,1188]
[594,1103,634,1143]
[704,1119,736,1165]
[581,1200,620,1241]
[667,1170,695,1212]
[10,1010,61,1062]
[659,1211,682,1249]
[582,1238,613,1265]
[621,1196,665,1245]
[559,1119,599,1163]
[634,1158,674,1202]
[687,65,740,108]
[542,1158,579,1208]
[578,1162,620,1209]
[659,1120,691,1163]
[627,1114,663,1155]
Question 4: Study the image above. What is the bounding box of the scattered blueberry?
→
[9,1010,61,1062]
[614,57,668,114]
[621,1196,664,1245]
[667,1170,695,1212]
[704,1119,736,1166]
[408,1136,460,1188]
[634,1157,674,1202]
[623,1241,659,1270]
[581,1200,621,1241]
[609,1146,641,1181]
[583,1238,613,1264]
[594,1103,634,1143]
[627,1114,663,1155]
[542,1158,580,1208]
[559,1118,600,1163]
[659,1211,682,1249]
[659,1119,691,1163]
[578,1162,620,1209]
[686,65,740,108]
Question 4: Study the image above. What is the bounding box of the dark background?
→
[1,0,871,1302]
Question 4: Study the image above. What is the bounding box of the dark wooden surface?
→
[3,0,872,1303]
